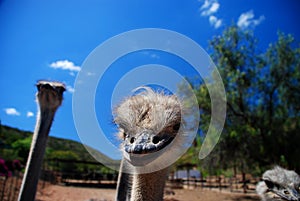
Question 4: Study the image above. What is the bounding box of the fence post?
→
[242,172,247,193]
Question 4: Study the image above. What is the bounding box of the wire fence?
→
[0,159,260,201]
[167,174,260,194]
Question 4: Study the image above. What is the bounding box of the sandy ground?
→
[36,185,260,201]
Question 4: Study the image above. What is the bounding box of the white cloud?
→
[87,72,96,76]
[200,0,210,10]
[200,0,220,16]
[49,60,81,72]
[237,10,265,29]
[150,54,160,59]
[26,111,34,118]
[140,51,160,59]
[4,108,20,116]
[66,85,75,93]
[209,15,222,29]
[199,0,222,29]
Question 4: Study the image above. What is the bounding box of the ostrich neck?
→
[18,108,56,201]
[116,159,132,201]
[34,108,56,140]
[131,167,169,201]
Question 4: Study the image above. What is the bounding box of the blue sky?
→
[0,0,299,159]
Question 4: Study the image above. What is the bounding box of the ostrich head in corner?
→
[114,87,181,166]
[256,166,300,201]
[36,81,66,112]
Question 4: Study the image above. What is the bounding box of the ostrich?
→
[18,81,65,201]
[256,166,300,201]
[114,87,182,201]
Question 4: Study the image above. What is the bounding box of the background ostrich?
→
[18,81,65,201]
[114,87,182,201]
[256,166,300,201]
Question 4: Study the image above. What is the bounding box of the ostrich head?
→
[114,87,181,167]
[36,81,65,111]
[256,166,300,201]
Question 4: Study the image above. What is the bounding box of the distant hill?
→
[0,124,199,173]
[0,124,118,166]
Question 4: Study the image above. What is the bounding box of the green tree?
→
[191,26,300,173]
[259,32,300,170]
[12,136,32,162]
[48,150,79,172]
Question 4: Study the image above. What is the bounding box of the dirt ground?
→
[36,185,260,201]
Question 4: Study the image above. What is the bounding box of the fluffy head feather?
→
[114,87,181,140]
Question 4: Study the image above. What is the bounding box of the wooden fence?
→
[0,159,261,201]
[167,174,260,194]
[0,159,118,201]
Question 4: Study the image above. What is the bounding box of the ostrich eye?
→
[36,84,41,91]
[152,136,160,144]
[123,132,128,140]
[283,190,290,195]
[173,123,180,131]
[56,86,66,94]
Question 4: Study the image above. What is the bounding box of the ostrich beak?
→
[274,189,300,201]
[124,131,174,155]
[264,179,300,201]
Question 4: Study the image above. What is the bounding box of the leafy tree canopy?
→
[182,25,300,174]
